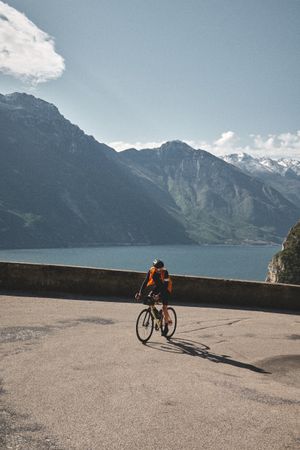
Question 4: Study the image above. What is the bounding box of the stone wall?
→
[0,261,299,311]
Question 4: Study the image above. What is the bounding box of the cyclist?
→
[135,259,173,336]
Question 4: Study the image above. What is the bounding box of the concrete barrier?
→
[0,261,299,311]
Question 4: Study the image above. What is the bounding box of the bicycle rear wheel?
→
[136,309,154,343]
[162,307,177,338]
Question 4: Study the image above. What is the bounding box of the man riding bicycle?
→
[135,259,173,336]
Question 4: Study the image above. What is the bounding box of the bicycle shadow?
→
[146,338,269,374]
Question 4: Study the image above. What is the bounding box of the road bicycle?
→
[135,292,177,344]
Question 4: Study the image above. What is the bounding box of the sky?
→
[0,0,299,159]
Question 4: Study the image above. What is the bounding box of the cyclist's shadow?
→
[147,338,269,374]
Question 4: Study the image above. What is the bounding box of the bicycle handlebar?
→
[134,291,162,305]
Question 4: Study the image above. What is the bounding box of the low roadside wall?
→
[0,261,299,311]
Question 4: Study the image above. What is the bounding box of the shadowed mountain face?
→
[120,141,300,244]
[0,93,299,248]
[0,93,190,248]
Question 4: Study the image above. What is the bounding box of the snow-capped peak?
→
[222,153,300,177]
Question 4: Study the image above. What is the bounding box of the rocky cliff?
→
[266,221,300,284]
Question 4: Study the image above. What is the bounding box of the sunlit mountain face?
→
[222,153,300,207]
[120,141,300,244]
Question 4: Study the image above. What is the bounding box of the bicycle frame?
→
[149,303,162,330]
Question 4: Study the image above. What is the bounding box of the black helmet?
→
[153,259,164,268]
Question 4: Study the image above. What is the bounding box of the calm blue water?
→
[0,245,281,281]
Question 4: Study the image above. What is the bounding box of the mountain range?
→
[0,92,299,248]
[120,142,299,244]
[222,153,300,206]
[0,93,190,248]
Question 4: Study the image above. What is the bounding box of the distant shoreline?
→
[0,242,281,252]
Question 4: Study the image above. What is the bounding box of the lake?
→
[0,244,281,282]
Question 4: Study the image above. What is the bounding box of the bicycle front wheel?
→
[136,309,154,343]
[163,307,177,338]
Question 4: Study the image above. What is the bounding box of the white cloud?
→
[0,1,65,84]
[214,131,238,148]
[109,141,165,151]
[247,132,300,159]
[278,131,300,147]
[109,131,300,160]
[185,131,300,160]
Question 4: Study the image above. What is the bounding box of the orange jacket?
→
[146,267,172,293]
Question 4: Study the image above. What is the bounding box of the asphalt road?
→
[1,294,300,450]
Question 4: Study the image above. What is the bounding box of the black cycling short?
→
[160,290,171,306]
[145,287,170,305]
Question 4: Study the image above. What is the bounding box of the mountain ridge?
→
[222,153,300,206]
[0,92,191,248]
[120,142,300,244]
[1,92,299,248]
